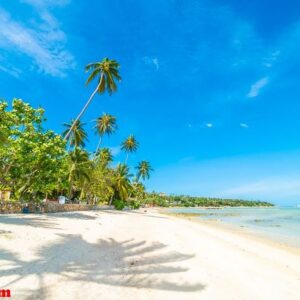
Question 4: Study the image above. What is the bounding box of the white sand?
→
[0,209,300,300]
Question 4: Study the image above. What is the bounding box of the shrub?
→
[114,200,125,210]
[129,200,141,209]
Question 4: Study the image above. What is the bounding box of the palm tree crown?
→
[121,134,138,162]
[112,163,132,201]
[94,113,117,155]
[68,148,91,180]
[136,160,153,181]
[96,148,113,167]
[95,113,117,137]
[63,120,87,149]
[85,58,121,94]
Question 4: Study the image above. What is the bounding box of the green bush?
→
[114,200,125,210]
[129,200,141,209]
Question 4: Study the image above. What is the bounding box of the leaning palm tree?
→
[136,160,153,182]
[121,134,138,163]
[94,113,117,154]
[64,58,121,140]
[63,119,88,149]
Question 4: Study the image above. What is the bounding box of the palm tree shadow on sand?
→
[0,234,205,298]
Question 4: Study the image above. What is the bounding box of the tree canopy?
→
[0,98,151,208]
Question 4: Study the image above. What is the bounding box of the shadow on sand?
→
[0,234,205,298]
[0,215,59,229]
[0,212,98,229]
[0,210,166,231]
[99,209,168,219]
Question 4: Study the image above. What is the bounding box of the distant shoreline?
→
[157,205,274,209]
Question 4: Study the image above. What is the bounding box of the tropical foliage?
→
[0,100,67,201]
[0,98,151,208]
[143,193,273,207]
[121,134,139,163]
[94,113,117,154]
[136,161,153,181]
[0,57,271,209]
[85,58,121,94]
[63,120,88,149]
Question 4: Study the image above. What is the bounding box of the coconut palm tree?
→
[64,58,121,140]
[110,164,132,204]
[94,113,117,154]
[63,120,87,149]
[121,134,138,163]
[95,147,113,167]
[136,160,153,182]
[68,148,92,199]
[131,181,146,201]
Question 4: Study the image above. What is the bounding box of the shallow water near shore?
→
[168,207,300,248]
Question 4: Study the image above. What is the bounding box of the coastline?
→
[1,209,300,299]
[158,208,300,255]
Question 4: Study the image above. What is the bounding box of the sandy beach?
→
[0,209,300,300]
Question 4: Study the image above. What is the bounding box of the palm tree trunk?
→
[68,179,73,200]
[79,188,85,200]
[125,153,129,164]
[64,78,102,140]
[94,136,102,158]
[109,193,114,206]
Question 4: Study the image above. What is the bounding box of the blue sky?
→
[1,0,300,205]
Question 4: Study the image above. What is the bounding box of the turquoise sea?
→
[168,207,300,248]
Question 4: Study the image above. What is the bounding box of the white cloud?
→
[0,5,74,77]
[240,123,249,128]
[143,56,159,70]
[205,123,213,128]
[247,77,269,98]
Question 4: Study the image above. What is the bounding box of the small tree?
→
[0,99,68,201]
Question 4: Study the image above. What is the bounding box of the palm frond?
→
[85,68,101,86]
[97,73,106,94]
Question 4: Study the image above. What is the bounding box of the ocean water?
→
[168,207,300,248]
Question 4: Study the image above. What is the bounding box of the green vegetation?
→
[121,134,139,163]
[94,113,117,155]
[0,100,67,201]
[63,120,88,149]
[0,57,273,209]
[0,58,153,208]
[0,97,152,207]
[143,193,273,207]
